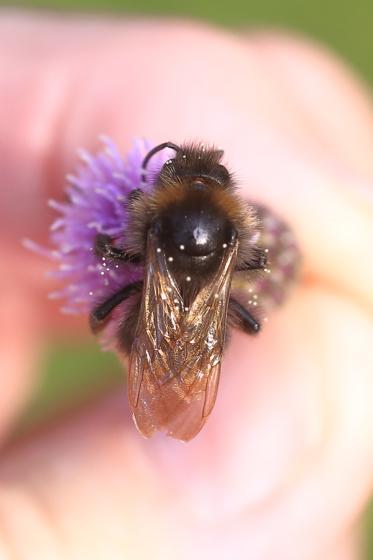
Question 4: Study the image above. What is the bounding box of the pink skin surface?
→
[1,12,373,560]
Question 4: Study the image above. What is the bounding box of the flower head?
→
[25,137,167,314]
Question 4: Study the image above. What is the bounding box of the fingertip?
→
[0,284,44,441]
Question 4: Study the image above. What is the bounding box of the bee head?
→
[127,142,259,276]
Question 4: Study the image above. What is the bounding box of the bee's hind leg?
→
[90,281,143,333]
[228,297,261,334]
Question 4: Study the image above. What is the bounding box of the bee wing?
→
[128,232,238,441]
[232,203,301,314]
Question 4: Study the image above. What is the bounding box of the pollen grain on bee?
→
[156,247,162,253]
[186,276,191,282]
[222,243,228,249]
[168,256,174,262]
[179,244,185,250]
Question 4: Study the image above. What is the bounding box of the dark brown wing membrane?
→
[128,232,238,441]
[231,203,301,317]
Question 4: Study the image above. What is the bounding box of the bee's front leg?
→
[94,233,142,264]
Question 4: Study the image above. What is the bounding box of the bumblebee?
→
[90,142,299,441]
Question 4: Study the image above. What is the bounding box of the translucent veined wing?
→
[128,232,238,441]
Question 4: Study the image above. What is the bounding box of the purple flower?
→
[24,137,167,314]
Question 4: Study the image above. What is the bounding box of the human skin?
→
[1,11,373,560]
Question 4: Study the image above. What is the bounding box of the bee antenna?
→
[141,142,180,184]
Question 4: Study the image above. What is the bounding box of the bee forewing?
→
[128,232,238,441]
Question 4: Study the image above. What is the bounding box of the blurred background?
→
[1,0,373,557]
[5,0,373,85]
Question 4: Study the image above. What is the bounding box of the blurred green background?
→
[6,0,373,85]
[3,0,373,556]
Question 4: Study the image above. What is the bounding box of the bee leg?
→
[94,233,142,264]
[235,248,267,271]
[228,297,261,334]
[90,281,143,333]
